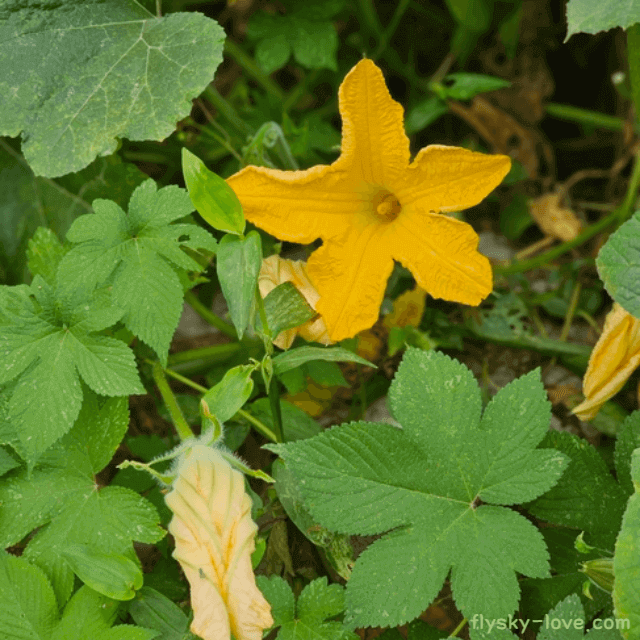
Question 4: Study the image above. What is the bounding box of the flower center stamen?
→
[374,192,402,221]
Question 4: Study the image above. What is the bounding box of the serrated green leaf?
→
[182,149,245,235]
[527,430,627,546]
[0,141,146,285]
[267,349,568,628]
[0,445,19,477]
[128,586,189,640]
[61,544,143,601]
[202,364,256,424]
[96,625,159,640]
[0,550,58,640]
[596,212,640,319]
[566,0,640,40]
[255,575,295,628]
[614,448,640,638]
[27,227,67,285]
[216,231,262,340]
[262,281,316,338]
[0,394,163,606]
[57,179,216,364]
[51,586,120,640]
[470,626,518,640]
[272,346,374,375]
[0,3,225,177]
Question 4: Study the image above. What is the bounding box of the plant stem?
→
[152,362,194,441]
[372,0,411,59]
[167,342,244,366]
[545,102,627,132]
[267,377,284,443]
[627,23,640,124]
[184,290,238,339]
[618,147,640,223]
[201,85,253,136]
[161,365,207,393]
[223,39,285,102]
[449,617,467,637]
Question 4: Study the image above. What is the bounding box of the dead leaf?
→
[528,193,582,241]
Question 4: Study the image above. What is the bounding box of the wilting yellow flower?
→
[227,58,511,341]
[165,445,273,640]
[573,303,640,421]
[259,255,332,349]
[383,285,427,330]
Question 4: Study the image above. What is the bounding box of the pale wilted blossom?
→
[165,445,273,640]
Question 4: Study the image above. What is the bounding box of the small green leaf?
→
[216,231,262,340]
[27,227,66,284]
[128,586,189,640]
[202,364,256,424]
[596,212,640,320]
[615,411,640,497]
[181,148,245,235]
[405,96,448,135]
[566,0,640,40]
[261,281,316,338]
[249,398,322,442]
[272,346,375,375]
[435,73,511,101]
[500,193,535,241]
[61,544,143,601]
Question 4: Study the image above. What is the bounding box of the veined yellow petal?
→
[226,163,367,244]
[308,223,394,341]
[574,304,640,420]
[390,207,492,305]
[339,58,411,188]
[394,145,511,212]
[165,445,273,640]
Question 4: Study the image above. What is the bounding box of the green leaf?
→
[527,431,627,547]
[27,227,67,285]
[405,96,449,135]
[57,179,216,364]
[216,231,262,340]
[266,349,568,628]
[0,445,19,477]
[181,149,245,235]
[247,10,339,73]
[596,211,640,319]
[249,398,321,442]
[202,364,256,424]
[61,544,143,601]
[0,279,143,466]
[0,142,146,285]
[616,411,640,497]
[500,193,535,241]
[614,448,640,638]
[262,281,316,338]
[0,3,225,177]
[255,575,359,640]
[0,392,163,606]
[0,550,58,640]
[435,73,511,100]
[128,586,189,640]
[272,346,375,375]
[566,0,640,40]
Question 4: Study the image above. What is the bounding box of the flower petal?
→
[339,58,411,187]
[226,163,367,244]
[573,304,640,421]
[390,208,492,305]
[308,222,394,341]
[165,445,273,640]
[394,145,511,212]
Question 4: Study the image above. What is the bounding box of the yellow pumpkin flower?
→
[573,303,640,421]
[258,254,332,349]
[227,58,511,341]
[165,445,273,640]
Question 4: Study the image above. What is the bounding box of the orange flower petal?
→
[573,304,640,421]
[339,58,411,187]
[394,145,511,212]
[390,207,492,305]
[308,223,394,341]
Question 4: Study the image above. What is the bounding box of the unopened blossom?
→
[227,59,511,341]
[573,303,640,421]
[259,254,332,349]
[165,445,273,640]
